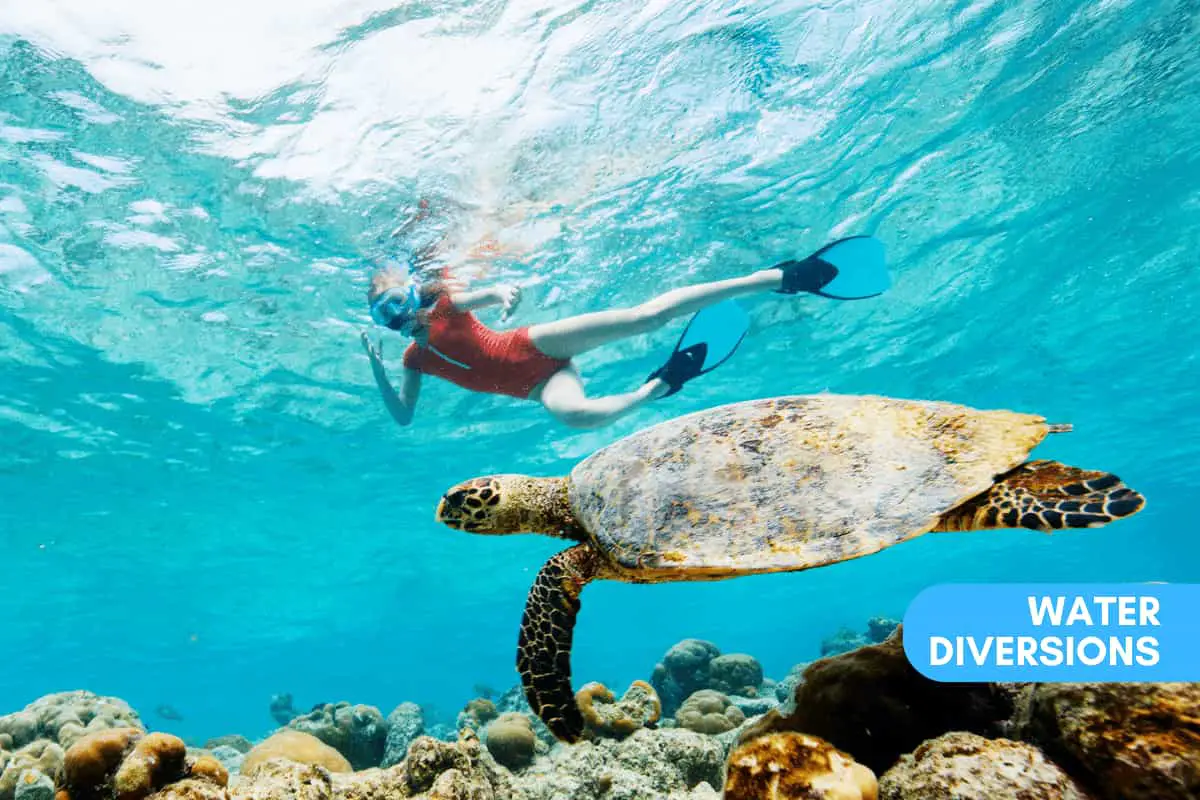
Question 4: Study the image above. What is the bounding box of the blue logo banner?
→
[902,583,1200,682]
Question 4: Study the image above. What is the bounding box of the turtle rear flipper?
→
[933,460,1146,533]
[517,545,605,743]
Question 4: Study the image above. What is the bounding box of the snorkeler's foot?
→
[646,346,708,398]
[646,300,750,399]
[645,378,671,401]
[774,236,890,299]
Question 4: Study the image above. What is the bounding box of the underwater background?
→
[1,0,1197,746]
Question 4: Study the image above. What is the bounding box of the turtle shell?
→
[565,394,1053,578]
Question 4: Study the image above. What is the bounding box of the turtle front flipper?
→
[517,544,606,743]
[932,459,1146,532]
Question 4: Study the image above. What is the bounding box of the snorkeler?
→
[361,235,888,430]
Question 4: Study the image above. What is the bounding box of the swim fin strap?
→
[775,235,890,300]
[647,300,750,397]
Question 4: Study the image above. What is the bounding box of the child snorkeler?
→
[361,209,889,430]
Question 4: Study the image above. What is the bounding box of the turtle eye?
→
[445,490,468,509]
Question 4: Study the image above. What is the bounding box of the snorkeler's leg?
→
[528,270,782,360]
[535,366,668,429]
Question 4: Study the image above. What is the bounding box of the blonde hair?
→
[367,266,414,305]
[367,264,453,311]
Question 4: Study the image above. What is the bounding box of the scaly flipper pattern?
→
[517,544,607,742]
[933,459,1145,532]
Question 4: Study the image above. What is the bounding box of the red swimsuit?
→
[402,295,571,399]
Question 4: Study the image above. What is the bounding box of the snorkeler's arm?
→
[448,284,522,321]
[383,367,421,426]
[362,333,420,426]
[374,367,419,426]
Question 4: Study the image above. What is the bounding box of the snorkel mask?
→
[369,275,421,333]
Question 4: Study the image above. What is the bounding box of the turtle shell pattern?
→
[565,394,1052,578]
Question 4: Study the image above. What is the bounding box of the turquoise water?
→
[1,0,1197,744]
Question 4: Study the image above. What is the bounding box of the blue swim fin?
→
[646,300,750,397]
[775,235,890,300]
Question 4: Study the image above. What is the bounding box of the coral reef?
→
[240,731,351,777]
[13,770,55,800]
[724,732,877,800]
[818,630,864,659]
[228,761,330,800]
[231,728,513,800]
[186,758,228,789]
[818,618,900,659]
[865,618,899,644]
[675,691,745,735]
[144,778,228,800]
[383,728,513,799]
[112,733,189,798]
[489,688,556,748]
[483,714,536,772]
[509,727,724,800]
[493,686,529,716]
[57,728,142,800]
[739,626,1013,775]
[202,749,242,778]
[651,640,778,721]
[774,663,808,705]
[725,693,777,720]
[8,626,1195,800]
[1011,682,1200,800]
[285,703,387,770]
[379,703,423,769]
[424,725,456,744]
[0,694,143,752]
[456,699,498,732]
[650,640,721,718]
[56,728,227,800]
[576,681,661,740]
[878,732,1087,800]
[198,741,247,758]
[707,655,763,698]
[265,698,294,730]
[1,741,64,800]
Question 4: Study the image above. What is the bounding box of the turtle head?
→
[436,475,582,539]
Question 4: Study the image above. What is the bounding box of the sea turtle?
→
[433,394,1146,743]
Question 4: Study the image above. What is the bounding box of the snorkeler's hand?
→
[495,283,522,322]
[361,332,385,368]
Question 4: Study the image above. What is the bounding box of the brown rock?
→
[145,779,229,800]
[0,740,65,800]
[286,703,387,771]
[483,714,536,772]
[576,681,661,740]
[460,699,498,729]
[725,732,877,800]
[113,733,188,800]
[186,757,228,789]
[329,768,408,800]
[240,731,351,778]
[392,729,512,798]
[507,727,722,800]
[1014,682,1200,800]
[741,626,1012,774]
[878,732,1091,800]
[228,761,331,800]
[0,693,143,752]
[676,690,744,735]
[200,739,250,756]
[60,728,143,800]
